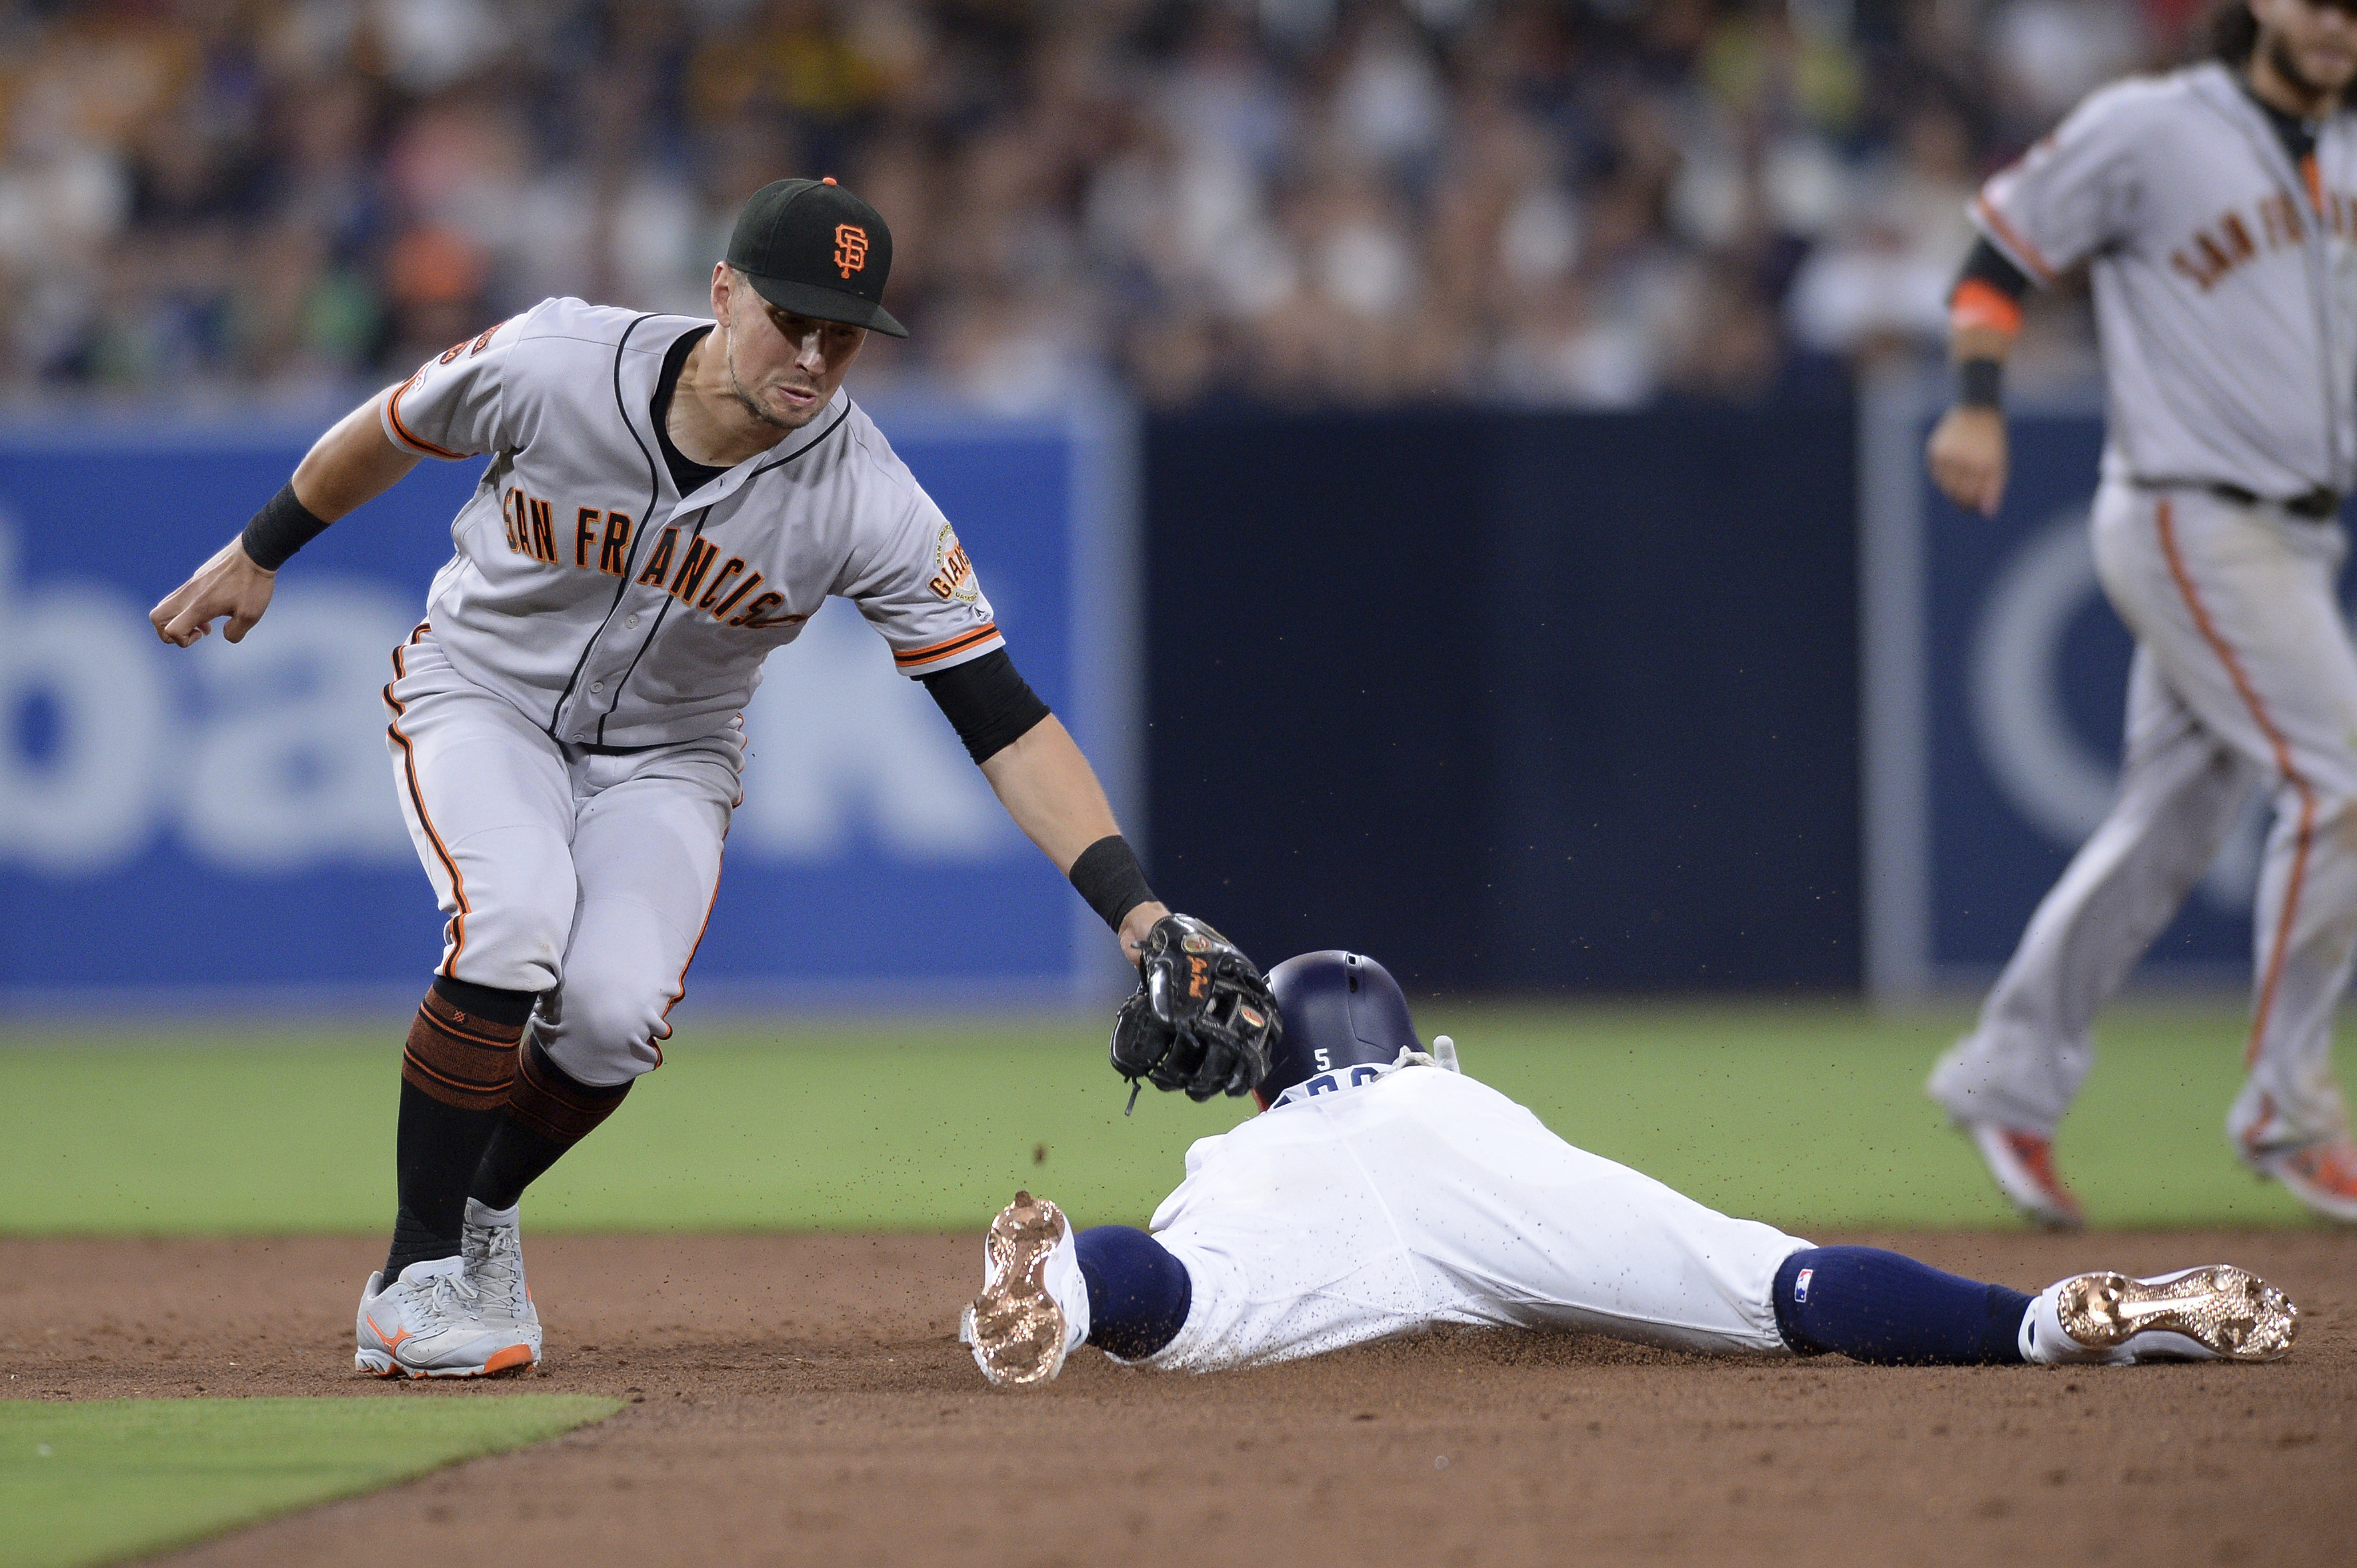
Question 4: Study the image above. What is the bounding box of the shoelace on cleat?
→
[412,1267,481,1327]
[462,1225,529,1321]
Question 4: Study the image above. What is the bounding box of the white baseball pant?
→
[1133,1068,1807,1373]
[1930,479,2357,1151]
[382,627,742,1087]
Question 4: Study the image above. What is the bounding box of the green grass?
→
[0,1001,2333,1234]
[0,1395,618,1568]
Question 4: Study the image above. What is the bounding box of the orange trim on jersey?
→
[891,623,1000,669]
[385,371,469,461]
[1972,195,2057,287]
[2154,499,2313,1067]
[2302,153,2324,213]
[1948,277,2024,338]
[383,626,471,978]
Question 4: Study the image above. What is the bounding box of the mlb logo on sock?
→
[1794,1268,1812,1303]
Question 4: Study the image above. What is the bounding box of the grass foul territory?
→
[0,1002,2334,1234]
[0,1395,619,1568]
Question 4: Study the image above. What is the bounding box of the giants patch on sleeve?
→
[928,523,979,604]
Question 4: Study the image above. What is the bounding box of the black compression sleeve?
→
[239,481,333,570]
[1956,235,2032,301]
[921,647,1053,764]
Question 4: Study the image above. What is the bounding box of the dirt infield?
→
[3,1231,2351,1567]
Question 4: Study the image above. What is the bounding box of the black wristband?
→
[1067,834,1157,933]
[1956,357,2004,411]
[239,481,333,571]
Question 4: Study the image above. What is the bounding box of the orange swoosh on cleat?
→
[365,1315,414,1355]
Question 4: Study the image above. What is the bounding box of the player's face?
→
[2256,0,2357,97]
[714,270,867,431]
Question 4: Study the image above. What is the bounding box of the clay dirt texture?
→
[3,1229,2351,1567]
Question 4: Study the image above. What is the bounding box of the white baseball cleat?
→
[460,1197,543,1363]
[961,1190,1089,1388]
[1957,1121,2084,1229]
[2020,1265,2298,1365]
[354,1254,537,1379]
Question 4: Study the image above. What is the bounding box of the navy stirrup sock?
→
[1774,1246,2032,1365]
[1073,1226,1192,1359]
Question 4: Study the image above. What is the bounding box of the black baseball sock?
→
[468,1037,633,1211]
[381,977,535,1287]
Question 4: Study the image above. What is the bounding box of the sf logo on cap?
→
[834,224,868,279]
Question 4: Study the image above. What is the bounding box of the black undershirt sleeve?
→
[1956,235,2033,301]
[923,648,1053,764]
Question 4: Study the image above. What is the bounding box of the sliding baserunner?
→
[963,952,2299,1383]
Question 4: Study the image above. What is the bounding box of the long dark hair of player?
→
[2212,0,2258,63]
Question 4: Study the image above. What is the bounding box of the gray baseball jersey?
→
[1938,63,2357,1215]
[1974,61,2357,496]
[379,295,1001,749]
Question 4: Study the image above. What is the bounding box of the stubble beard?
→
[725,333,818,433]
[2268,34,2346,109]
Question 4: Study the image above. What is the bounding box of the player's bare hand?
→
[150,536,275,647]
[1119,901,1171,967]
[1927,405,2009,517]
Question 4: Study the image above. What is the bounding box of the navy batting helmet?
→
[1256,951,1420,1106]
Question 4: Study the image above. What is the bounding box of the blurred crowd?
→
[0,0,2214,411]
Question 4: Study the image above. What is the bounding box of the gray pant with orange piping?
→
[1928,479,2357,1153]
[383,626,742,1089]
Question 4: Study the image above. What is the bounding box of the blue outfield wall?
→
[0,407,1137,1006]
[16,394,2266,1005]
[1140,400,1864,995]
[1860,391,2357,997]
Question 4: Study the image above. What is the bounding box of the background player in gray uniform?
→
[962,953,2297,1387]
[1924,0,2357,1225]
[147,178,1262,1378]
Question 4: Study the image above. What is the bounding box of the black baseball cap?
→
[725,177,907,338]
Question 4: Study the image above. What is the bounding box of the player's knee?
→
[1073,1225,1192,1359]
[536,971,671,1087]
[443,828,576,994]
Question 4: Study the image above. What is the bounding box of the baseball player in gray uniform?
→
[147,178,1268,1377]
[1924,0,2357,1225]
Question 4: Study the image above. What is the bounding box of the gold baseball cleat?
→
[2051,1265,2298,1363]
[961,1191,1084,1387]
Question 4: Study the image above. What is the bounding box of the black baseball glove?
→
[1109,914,1282,1105]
